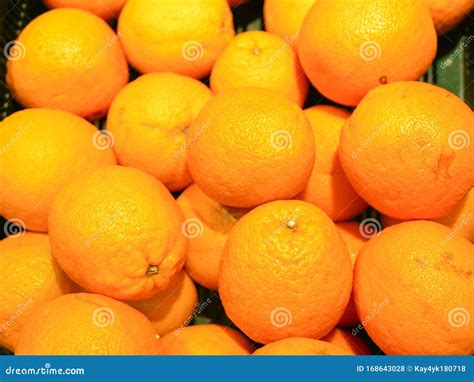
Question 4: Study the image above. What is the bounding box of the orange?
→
[176,184,248,290]
[156,324,255,355]
[15,293,157,355]
[106,73,212,191]
[426,0,474,33]
[129,271,198,336]
[210,31,308,107]
[263,0,315,47]
[118,0,235,79]
[0,108,116,232]
[321,328,371,355]
[298,105,368,221]
[43,0,127,20]
[187,88,315,208]
[354,220,474,355]
[6,9,128,119]
[334,221,368,327]
[382,188,474,242]
[298,0,437,106]
[48,165,187,301]
[0,233,75,351]
[253,338,350,355]
[340,81,474,220]
[219,200,353,344]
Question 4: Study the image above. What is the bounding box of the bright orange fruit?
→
[106,72,212,191]
[0,108,116,232]
[321,328,371,355]
[253,337,350,355]
[43,0,127,20]
[48,165,187,301]
[219,200,353,344]
[340,81,474,220]
[426,0,474,33]
[354,220,474,355]
[187,87,315,208]
[16,293,157,355]
[6,9,128,119]
[298,0,437,106]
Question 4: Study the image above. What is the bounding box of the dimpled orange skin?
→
[354,221,474,355]
[0,109,116,232]
[321,328,371,355]
[263,0,315,47]
[0,233,75,351]
[298,106,367,221]
[210,31,309,107]
[335,222,367,327]
[382,188,474,242]
[426,0,474,33]
[219,200,353,344]
[118,0,235,79]
[129,271,198,336]
[43,0,127,20]
[298,0,437,106]
[177,184,249,290]
[340,81,474,220]
[106,73,212,191]
[187,88,315,208]
[48,165,187,301]
[6,9,128,119]
[16,293,157,355]
[156,324,255,355]
[253,338,350,355]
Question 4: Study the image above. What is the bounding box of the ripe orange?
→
[298,0,437,106]
[382,188,474,242]
[253,338,350,355]
[334,221,368,327]
[15,293,157,355]
[298,105,368,221]
[0,233,75,351]
[219,200,353,344]
[321,328,371,355]
[210,31,308,107]
[263,0,315,47]
[129,271,198,336]
[340,81,474,220]
[48,165,187,301]
[43,0,127,20]
[118,0,235,79]
[187,87,315,208]
[0,108,116,232]
[6,9,128,119]
[106,73,212,191]
[176,184,248,290]
[354,220,474,355]
[426,0,474,33]
[156,324,255,355]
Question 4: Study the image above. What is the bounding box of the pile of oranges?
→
[0,0,473,356]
